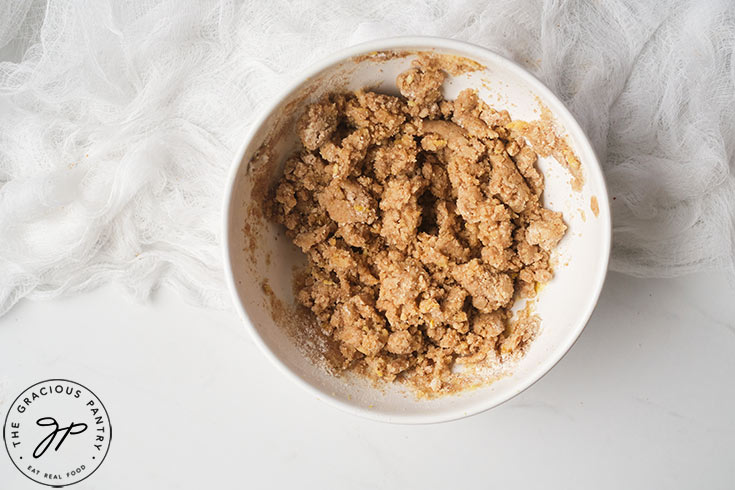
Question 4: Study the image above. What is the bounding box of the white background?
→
[1,270,734,489]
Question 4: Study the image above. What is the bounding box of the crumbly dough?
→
[271,56,567,394]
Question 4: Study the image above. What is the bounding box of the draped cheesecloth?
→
[0,0,733,315]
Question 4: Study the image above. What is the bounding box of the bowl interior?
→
[225,40,610,423]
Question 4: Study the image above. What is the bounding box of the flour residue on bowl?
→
[260,278,342,375]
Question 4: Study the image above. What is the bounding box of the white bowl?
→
[223,36,611,424]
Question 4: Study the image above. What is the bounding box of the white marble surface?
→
[0,270,734,489]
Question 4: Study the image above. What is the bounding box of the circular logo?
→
[3,379,111,487]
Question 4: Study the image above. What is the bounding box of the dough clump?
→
[272,56,566,394]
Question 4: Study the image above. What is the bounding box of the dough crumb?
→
[590,196,599,217]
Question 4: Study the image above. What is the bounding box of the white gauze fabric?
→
[0,0,733,315]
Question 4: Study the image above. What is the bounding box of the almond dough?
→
[271,56,567,394]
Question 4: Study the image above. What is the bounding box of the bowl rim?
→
[222,35,612,424]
